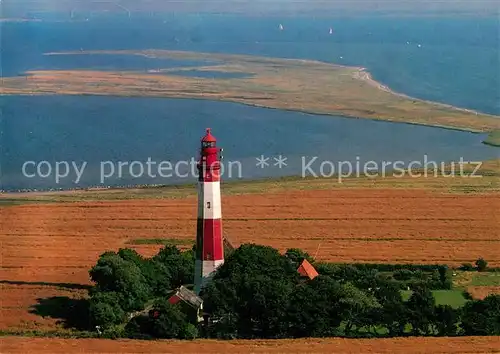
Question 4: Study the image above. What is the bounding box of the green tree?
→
[203,244,302,338]
[145,260,173,296]
[125,315,153,339]
[318,264,380,290]
[117,248,173,296]
[244,275,293,338]
[393,269,414,281]
[437,266,447,283]
[475,258,488,272]
[315,262,341,277]
[340,282,381,335]
[201,278,240,339]
[89,252,151,311]
[285,248,314,267]
[125,300,197,339]
[154,245,195,288]
[407,286,435,335]
[204,272,293,338]
[180,323,199,339]
[459,263,474,271]
[286,276,346,338]
[372,282,408,336]
[462,290,474,300]
[461,295,500,335]
[88,291,126,328]
[214,244,297,281]
[433,305,459,336]
[149,299,189,339]
[117,248,144,265]
[437,266,452,290]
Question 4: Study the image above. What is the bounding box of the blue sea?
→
[1,14,499,190]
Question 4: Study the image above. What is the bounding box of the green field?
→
[401,290,468,309]
[399,271,500,308]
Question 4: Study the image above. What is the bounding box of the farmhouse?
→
[168,286,204,323]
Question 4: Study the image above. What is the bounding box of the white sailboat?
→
[329,27,333,35]
[279,23,284,31]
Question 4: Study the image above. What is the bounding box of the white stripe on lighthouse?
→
[195,259,224,293]
[202,259,224,279]
[201,181,222,219]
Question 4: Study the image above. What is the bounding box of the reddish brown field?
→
[468,286,500,300]
[0,283,86,330]
[1,188,499,332]
[2,336,500,353]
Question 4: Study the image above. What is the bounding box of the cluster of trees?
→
[87,246,195,337]
[82,243,499,339]
[202,245,499,339]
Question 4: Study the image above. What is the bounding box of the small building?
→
[297,259,319,280]
[168,285,204,323]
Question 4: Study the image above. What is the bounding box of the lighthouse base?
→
[194,259,224,295]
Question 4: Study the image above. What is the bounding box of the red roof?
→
[201,128,216,143]
[168,294,181,305]
[168,286,203,308]
[297,259,319,280]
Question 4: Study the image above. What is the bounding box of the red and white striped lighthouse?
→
[194,128,224,295]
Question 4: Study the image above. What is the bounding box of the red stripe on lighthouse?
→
[202,219,223,260]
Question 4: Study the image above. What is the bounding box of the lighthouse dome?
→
[202,128,216,143]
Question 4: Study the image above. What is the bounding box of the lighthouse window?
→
[207,202,211,209]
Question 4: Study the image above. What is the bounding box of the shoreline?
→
[226,96,489,134]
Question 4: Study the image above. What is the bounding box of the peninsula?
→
[1,49,499,136]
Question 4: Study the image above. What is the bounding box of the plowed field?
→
[2,336,500,353]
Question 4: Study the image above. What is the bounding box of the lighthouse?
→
[194,128,224,295]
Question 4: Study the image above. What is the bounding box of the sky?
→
[2,0,499,16]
